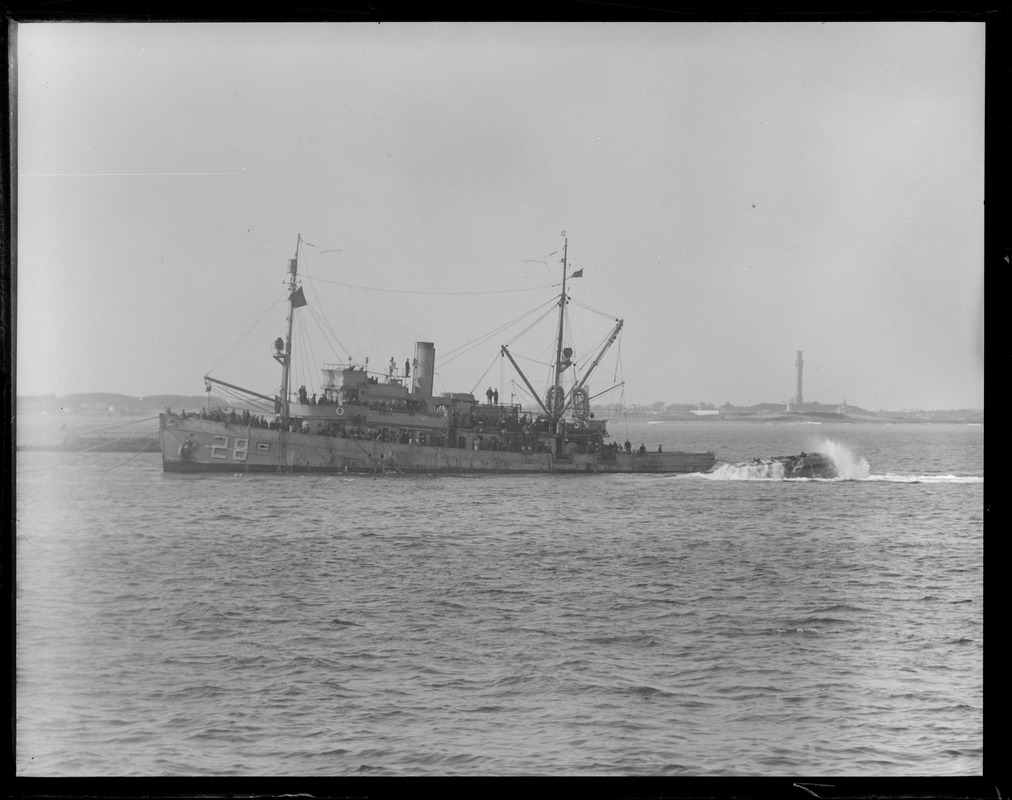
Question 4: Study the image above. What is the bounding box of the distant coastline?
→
[612,405,984,425]
[17,392,984,425]
[14,392,983,452]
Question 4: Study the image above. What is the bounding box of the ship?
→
[159,235,717,475]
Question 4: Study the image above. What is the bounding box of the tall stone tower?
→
[795,350,804,408]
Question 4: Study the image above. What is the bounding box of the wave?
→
[701,438,869,481]
[815,438,870,480]
[702,439,981,483]
[868,474,983,484]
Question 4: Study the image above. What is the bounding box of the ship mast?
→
[279,233,302,420]
[550,237,569,419]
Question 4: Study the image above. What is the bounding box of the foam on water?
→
[812,437,871,480]
[808,437,982,483]
[705,461,788,481]
[868,474,983,484]
[705,438,870,481]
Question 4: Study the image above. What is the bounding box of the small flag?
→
[561,230,567,237]
[290,286,307,308]
[570,268,583,278]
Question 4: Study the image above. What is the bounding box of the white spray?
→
[706,461,788,480]
[809,437,871,480]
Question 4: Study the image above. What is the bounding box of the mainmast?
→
[550,237,569,419]
[277,233,302,420]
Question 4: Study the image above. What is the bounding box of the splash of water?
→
[706,461,787,480]
[704,438,871,481]
[702,439,981,483]
[811,438,870,480]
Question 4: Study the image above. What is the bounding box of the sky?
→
[15,22,985,411]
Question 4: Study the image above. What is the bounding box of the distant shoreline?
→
[15,392,983,427]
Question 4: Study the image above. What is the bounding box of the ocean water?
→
[15,421,984,777]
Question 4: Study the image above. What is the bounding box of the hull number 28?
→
[211,436,248,461]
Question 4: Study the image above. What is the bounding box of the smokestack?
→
[796,350,804,407]
[412,342,435,399]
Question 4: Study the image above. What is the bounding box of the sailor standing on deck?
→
[486,387,493,405]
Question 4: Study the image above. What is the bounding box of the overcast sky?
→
[16,22,984,411]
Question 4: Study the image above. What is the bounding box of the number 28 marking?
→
[211,436,248,461]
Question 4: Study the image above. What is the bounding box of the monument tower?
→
[796,350,804,408]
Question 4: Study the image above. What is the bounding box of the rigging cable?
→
[304,239,562,266]
[302,238,564,295]
[569,296,620,320]
[204,292,287,378]
[435,297,558,368]
[299,254,354,362]
[304,274,560,297]
[469,353,506,398]
[99,444,160,471]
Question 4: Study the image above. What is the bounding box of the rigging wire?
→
[212,382,275,414]
[305,302,352,363]
[435,297,558,368]
[17,427,160,473]
[308,247,364,360]
[509,378,535,409]
[18,418,161,455]
[99,443,160,471]
[299,253,354,362]
[204,292,287,378]
[304,274,560,297]
[569,296,621,320]
[507,302,563,352]
[469,353,505,398]
[303,239,562,266]
[295,318,319,398]
[64,414,163,436]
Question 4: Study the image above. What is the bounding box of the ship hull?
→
[160,415,715,475]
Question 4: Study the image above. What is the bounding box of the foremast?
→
[273,233,303,421]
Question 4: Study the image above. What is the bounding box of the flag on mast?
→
[290,286,307,308]
[570,268,583,278]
